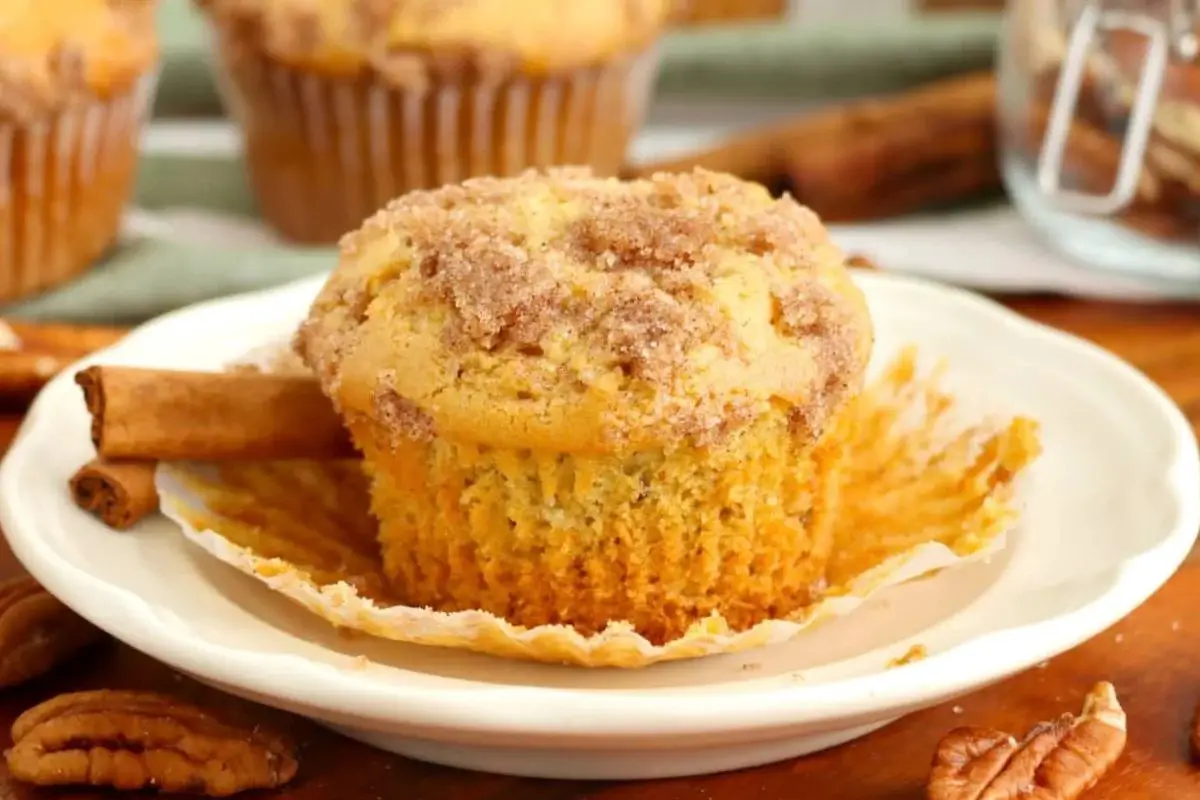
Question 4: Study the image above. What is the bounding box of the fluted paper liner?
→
[157,347,1041,668]
[207,25,660,244]
[0,71,158,301]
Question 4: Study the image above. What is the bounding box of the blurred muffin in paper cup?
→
[0,0,160,302]
[194,0,670,244]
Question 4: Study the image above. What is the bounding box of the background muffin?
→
[195,0,671,244]
[0,0,159,302]
[298,168,873,643]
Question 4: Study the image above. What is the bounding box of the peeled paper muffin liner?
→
[156,346,1041,669]
[0,72,158,302]
[207,31,661,243]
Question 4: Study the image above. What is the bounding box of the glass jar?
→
[998,0,1200,285]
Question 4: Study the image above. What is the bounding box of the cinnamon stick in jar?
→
[76,367,356,462]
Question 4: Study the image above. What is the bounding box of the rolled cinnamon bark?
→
[69,459,159,530]
[627,71,1000,222]
[76,366,356,462]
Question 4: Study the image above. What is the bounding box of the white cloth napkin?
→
[830,209,1200,301]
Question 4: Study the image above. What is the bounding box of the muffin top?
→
[196,0,670,84]
[298,168,873,453]
[0,0,159,121]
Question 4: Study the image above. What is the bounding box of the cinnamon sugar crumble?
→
[774,279,858,436]
[570,206,703,271]
[675,394,761,447]
[372,371,436,444]
[344,168,836,385]
[303,168,870,446]
[292,321,337,391]
[417,234,559,351]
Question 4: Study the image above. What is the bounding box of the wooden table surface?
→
[0,295,1196,800]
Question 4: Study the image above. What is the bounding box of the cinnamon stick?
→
[627,71,1001,222]
[1022,101,1163,205]
[76,367,356,462]
[69,459,159,530]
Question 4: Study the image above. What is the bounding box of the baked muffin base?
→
[209,35,660,244]
[0,74,157,302]
[358,409,851,645]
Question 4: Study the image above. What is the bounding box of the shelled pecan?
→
[7,690,299,796]
[0,575,103,688]
[928,682,1126,800]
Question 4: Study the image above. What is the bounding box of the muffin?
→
[0,0,159,302]
[195,0,671,244]
[297,168,873,643]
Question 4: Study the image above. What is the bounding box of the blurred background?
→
[0,0,1195,389]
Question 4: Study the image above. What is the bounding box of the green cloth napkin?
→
[1,5,1002,324]
[9,241,332,324]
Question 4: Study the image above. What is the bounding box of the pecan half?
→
[7,690,299,796]
[928,682,1126,800]
[0,575,103,687]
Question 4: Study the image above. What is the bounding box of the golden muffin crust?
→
[196,0,671,84]
[298,168,873,453]
[0,0,159,121]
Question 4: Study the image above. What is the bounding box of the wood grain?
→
[0,296,1195,799]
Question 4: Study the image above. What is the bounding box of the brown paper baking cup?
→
[156,346,1041,668]
[0,73,157,302]
[209,37,661,244]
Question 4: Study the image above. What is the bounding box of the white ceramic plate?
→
[1,272,1196,781]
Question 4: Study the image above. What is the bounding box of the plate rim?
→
[2,270,1197,742]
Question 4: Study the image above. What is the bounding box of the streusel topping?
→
[0,0,158,121]
[196,0,670,85]
[299,168,873,451]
